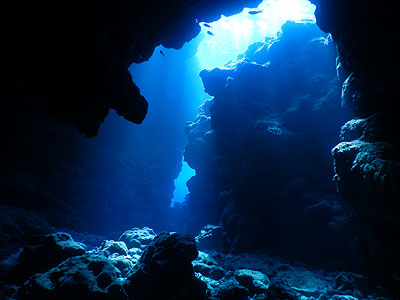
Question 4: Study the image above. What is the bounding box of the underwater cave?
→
[0,0,398,299]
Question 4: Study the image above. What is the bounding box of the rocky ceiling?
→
[1,0,262,137]
[1,0,395,137]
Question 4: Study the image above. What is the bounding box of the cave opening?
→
[164,0,317,208]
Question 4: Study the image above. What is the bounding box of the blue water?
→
[170,159,196,207]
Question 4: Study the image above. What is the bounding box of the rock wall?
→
[310,0,399,291]
[184,22,355,269]
[1,0,262,136]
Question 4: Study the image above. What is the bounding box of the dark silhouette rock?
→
[15,232,87,284]
[195,224,230,252]
[125,232,206,300]
[332,113,400,292]
[1,0,262,136]
[234,269,270,296]
[16,253,127,300]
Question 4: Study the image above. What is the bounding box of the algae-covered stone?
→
[118,227,156,249]
[16,253,127,300]
[234,269,270,295]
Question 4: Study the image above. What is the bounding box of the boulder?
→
[195,224,230,252]
[193,252,227,280]
[16,252,127,300]
[15,232,86,283]
[118,227,156,249]
[99,240,128,257]
[125,232,206,300]
[234,269,270,296]
[212,280,249,300]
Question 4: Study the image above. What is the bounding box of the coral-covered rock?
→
[16,253,127,300]
[0,205,51,261]
[332,114,400,289]
[125,232,206,300]
[234,269,270,296]
[2,227,391,300]
[195,224,230,252]
[99,240,129,257]
[15,232,87,283]
[193,251,228,280]
[214,283,249,300]
[118,227,157,250]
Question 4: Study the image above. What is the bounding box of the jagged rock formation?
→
[331,114,400,290]
[1,0,262,136]
[309,0,399,292]
[184,21,354,268]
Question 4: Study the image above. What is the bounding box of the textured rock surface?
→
[125,231,206,300]
[332,113,400,291]
[309,0,398,294]
[184,22,354,268]
[1,227,393,299]
[1,0,262,136]
[234,269,270,296]
[0,205,51,261]
[310,0,394,117]
[195,224,230,252]
[15,232,87,284]
[118,227,157,250]
[16,253,128,300]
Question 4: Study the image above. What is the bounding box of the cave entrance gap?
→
[169,0,316,207]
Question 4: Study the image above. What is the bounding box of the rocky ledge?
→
[0,225,393,300]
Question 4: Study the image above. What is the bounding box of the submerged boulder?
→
[118,227,157,249]
[16,253,127,300]
[125,232,206,300]
[15,232,87,283]
[195,224,230,252]
[234,269,270,296]
[332,114,400,288]
[212,281,249,300]
[99,240,129,257]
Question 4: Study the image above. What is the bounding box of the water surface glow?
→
[170,0,315,206]
[197,0,316,68]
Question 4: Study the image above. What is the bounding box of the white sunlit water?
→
[170,0,315,206]
[196,0,316,69]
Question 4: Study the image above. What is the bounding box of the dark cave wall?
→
[0,0,263,235]
[310,0,400,286]
[0,38,205,234]
[1,0,262,137]
[184,22,356,268]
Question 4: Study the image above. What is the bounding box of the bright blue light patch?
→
[170,159,196,207]
[196,0,316,69]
